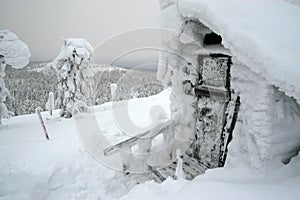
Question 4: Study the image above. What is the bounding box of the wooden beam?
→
[103,121,171,156]
[195,85,229,101]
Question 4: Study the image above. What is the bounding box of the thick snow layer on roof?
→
[0,30,31,69]
[174,0,300,103]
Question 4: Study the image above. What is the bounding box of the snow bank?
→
[122,154,300,200]
[0,110,114,200]
[228,65,300,170]
[0,30,31,69]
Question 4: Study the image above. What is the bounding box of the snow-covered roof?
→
[163,0,300,103]
[0,30,31,68]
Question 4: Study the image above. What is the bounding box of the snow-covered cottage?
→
[104,0,300,186]
[157,0,300,173]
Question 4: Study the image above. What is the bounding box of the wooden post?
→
[36,107,50,140]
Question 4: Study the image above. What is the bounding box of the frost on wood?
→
[51,38,95,118]
[0,30,30,124]
[157,3,237,176]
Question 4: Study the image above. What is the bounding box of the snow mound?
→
[0,30,31,68]
[122,154,300,200]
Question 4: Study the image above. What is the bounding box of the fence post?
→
[36,107,50,140]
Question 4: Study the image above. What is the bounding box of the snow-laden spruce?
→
[51,38,95,118]
[0,30,30,124]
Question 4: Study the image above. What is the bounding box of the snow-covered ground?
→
[1,88,299,199]
[123,156,300,200]
[0,111,114,200]
[0,89,171,199]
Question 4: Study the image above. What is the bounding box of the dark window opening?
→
[204,32,222,45]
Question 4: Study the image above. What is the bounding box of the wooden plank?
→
[219,96,241,166]
[195,85,229,101]
[103,121,171,156]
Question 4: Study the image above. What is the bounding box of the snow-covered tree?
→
[0,30,30,124]
[51,38,95,118]
[0,79,13,124]
[46,92,54,116]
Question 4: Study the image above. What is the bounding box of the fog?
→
[0,0,160,67]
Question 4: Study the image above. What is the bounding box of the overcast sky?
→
[0,0,160,67]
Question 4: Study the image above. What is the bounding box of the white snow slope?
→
[0,90,171,200]
[0,111,114,200]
